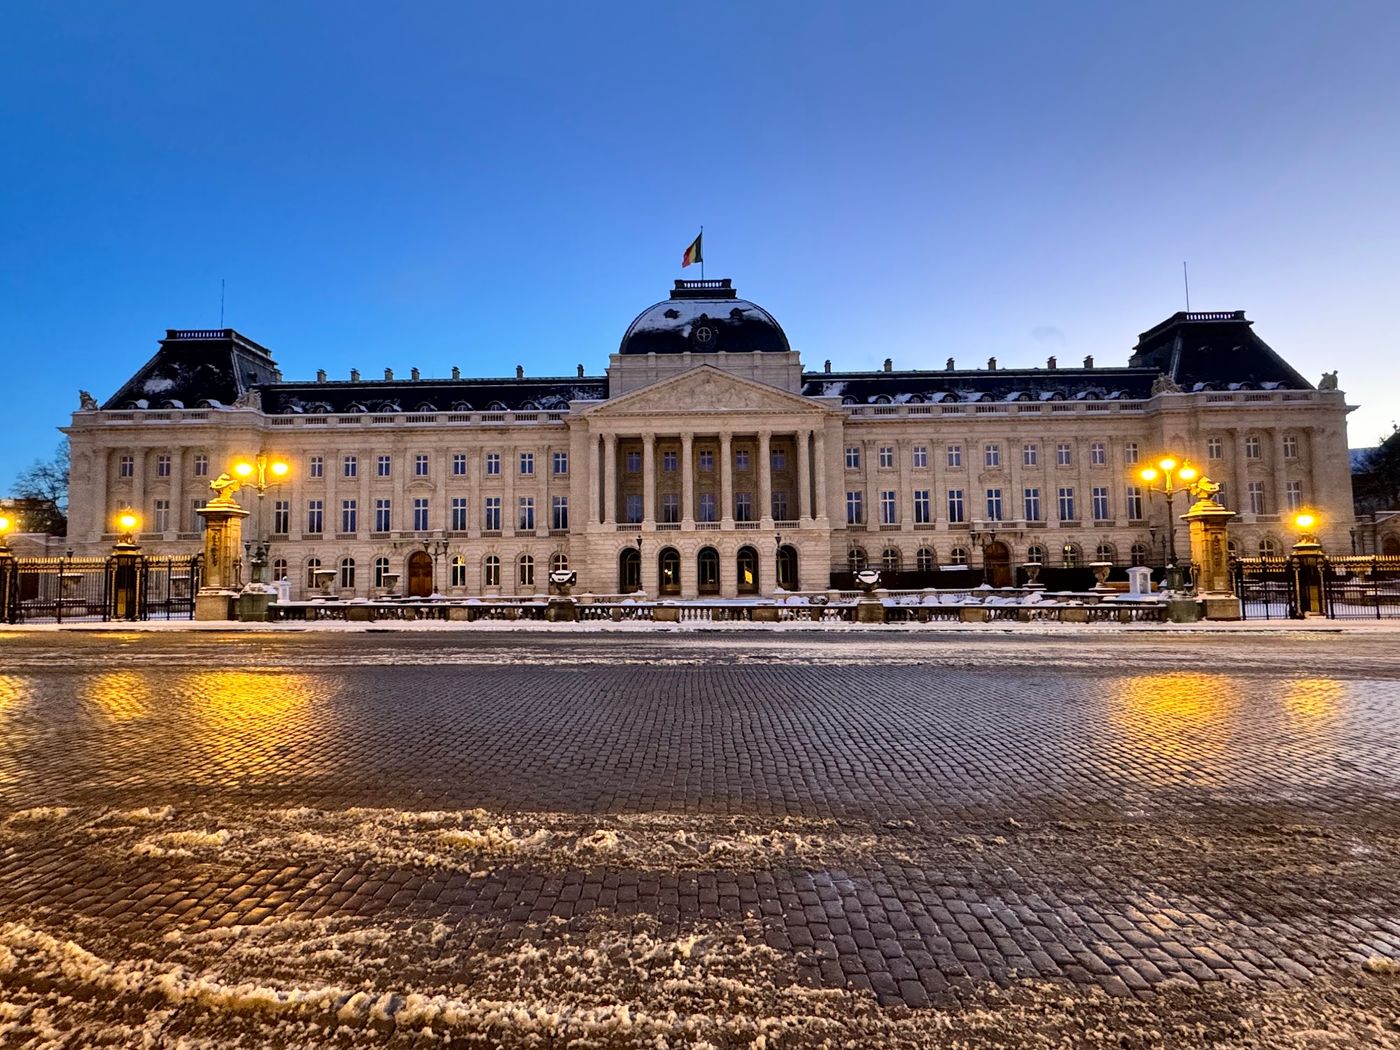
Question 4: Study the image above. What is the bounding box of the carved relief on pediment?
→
[595,368,819,416]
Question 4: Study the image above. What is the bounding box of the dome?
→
[619,279,790,355]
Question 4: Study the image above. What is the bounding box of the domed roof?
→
[619,279,790,355]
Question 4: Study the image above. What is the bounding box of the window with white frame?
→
[624,494,642,524]
[552,495,569,530]
[878,446,894,469]
[771,492,787,520]
[374,498,392,533]
[913,445,928,468]
[916,547,935,572]
[306,500,324,534]
[551,553,568,574]
[273,500,290,534]
[1092,486,1110,521]
[373,557,390,588]
[1026,544,1046,564]
[153,499,170,532]
[450,497,467,531]
[485,452,500,476]
[194,454,210,477]
[484,555,500,587]
[1283,435,1299,459]
[735,448,750,471]
[661,493,679,523]
[985,488,1003,521]
[1126,486,1144,520]
[880,490,897,524]
[625,450,641,473]
[1090,442,1106,466]
[1248,481,1266,514]
[1024,487,1041,521]
[1057,487,1075,521]
[519,496,536,530]
[343,455,357,478]
[881,547,901,571]
[451,555,467,587]
[1207,437,1223,460]
[947,488,965,523]
[913,490,930,524]
[847,547,867,572]
[845,446,861,469]
[339,557,356,589]
[735,492,753,522]
[553,451,569,475]
[484,496,501,531]
[1123,442,1139,465]
[698,450,714,471]
[453,453,467,476]
[413,497,429,531]
[846,491,863,524]
[519,451,534,476]
[1056,443,1072,466]
[1022,443,1038,466]
[414,453,429,477]
[1061,544,1081,568]
[1286,481,1302,510]
[984,443,1001,468]
[119,455,134,478]
[156,454,171,477]
[1095,542,1116,563]
[1245,436,1261,459]
[949,546,969,566]
[519,554,534,587]
[771,449,786,471]
[340,499,358,534]
[946,444,963,468]
[698,492,716,522]
[377,455,392,477]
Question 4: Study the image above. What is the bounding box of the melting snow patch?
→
[5,807,73,825]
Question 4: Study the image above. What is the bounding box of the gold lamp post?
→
[1137,456,1198,590]
[229,453,290,585]
[0,513,12,551]
[1290,509,1324,615]
[0,514,13,623]
[115,510,141,550]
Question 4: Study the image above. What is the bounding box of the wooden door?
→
[407,551,434,597]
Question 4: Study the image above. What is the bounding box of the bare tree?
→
[8,440,69,534]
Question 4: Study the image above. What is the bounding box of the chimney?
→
[823,359,831,373]
[384,367,394,381]
[1083,355,1094,368]
[577,364,585,378]
[316,369,327,383]
[515,364,524,379]
[410,367,420,381]
[1046,356,1057,370]
[988,356,997,370]
[945,357,955,370]
[883,358,893,372]
[350,368,360,382]
[451,366,461,380]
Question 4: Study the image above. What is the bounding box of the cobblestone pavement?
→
[1,629,1399,1048]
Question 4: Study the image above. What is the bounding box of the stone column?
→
[681,432,695,525]
[589,434,601,524]
[1183,496,1240,620]
[757,431,772,525]
[796,428,812,522]
[170,448,185,536]
[720,433,734,525]
[604,434,618,524]
[643,434,656,525]
[503,444,516,537]
[813,429,829,522]
[1271,429,1290,516]
[195,494,250,621]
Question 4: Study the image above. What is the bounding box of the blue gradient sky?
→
[3,1,1398,491]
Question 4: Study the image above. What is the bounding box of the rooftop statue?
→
[1318,370,1339,391]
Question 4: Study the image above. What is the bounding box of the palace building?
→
[64,279,1355,598]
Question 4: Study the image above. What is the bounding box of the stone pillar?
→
[813,429,829,522]
[681,432,695,525]
[720,433,734,525]
[589,435,601,524]
[603,434,618,525]
[1271,429,1290,517]
[195,495,250,621]
[170,448,185,535]
[1183,496,1240,620]
[643,433,656,525]
[796,428,812,522]
[503,444,516,537]
[757,431,772,525]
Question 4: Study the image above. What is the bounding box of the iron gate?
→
[1321,555,1400,619]
[1231,557,1301,620]
[0,553,201,624]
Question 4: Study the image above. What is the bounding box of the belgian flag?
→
[681,231,703,268]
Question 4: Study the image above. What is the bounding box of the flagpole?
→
[700,225,704,280]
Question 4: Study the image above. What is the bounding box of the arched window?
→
[737,546,758,593]
[1130,543,1150,567]
[551,552,568,574]
[618,547,641,592]
[1095,543,1116,564]
[1227,540,1240,559]
[450,555,467,587]
[659,547,681,596]
[847,547,867,572]
[881,547,901,572]
[1259,537,1280,558]
[1026,545,1046,565]
[484,555,501,588]
[777,544,798,588]
[697,547,719,594]
[305,558,321,589]
[339,557,356,589]
[372,557,390,588]
[949,546,970,566]
[916,547,935,572]
[519,554,535,587]
[1061,544,1081,568]
[272,557,288,582]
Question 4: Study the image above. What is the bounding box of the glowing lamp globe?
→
[270,461,289,477]
[118,512,139,532]
[234,462,254,478]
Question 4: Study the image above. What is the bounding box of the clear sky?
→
[2,1,1398,492]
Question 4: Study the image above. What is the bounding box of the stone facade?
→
[64,283,1356,597]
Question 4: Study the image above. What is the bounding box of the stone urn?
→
[1021,562,1045,590]
[1089,561,1114,592]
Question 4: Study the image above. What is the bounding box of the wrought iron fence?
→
[1322,555,1400,620]
[1232,555,1400,621]
[1231,557,1300,620]
[0,553,201,624]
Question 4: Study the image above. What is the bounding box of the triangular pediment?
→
[583,366,830,418]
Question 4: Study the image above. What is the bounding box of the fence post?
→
[0,546,15,624]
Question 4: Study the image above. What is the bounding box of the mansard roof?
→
[263,377,607,414]
[103,329,281,409]
[802,367,1155,405]
[1130,311,1312,390]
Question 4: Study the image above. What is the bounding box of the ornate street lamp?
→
[1137,456,1198,591]
[115,510,141,550]
[1290,509,1325,615]
[0,513,12,552]
[229,453,291,585]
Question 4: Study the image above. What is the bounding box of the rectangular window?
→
[735,449,750,471]
[1126,487,1143,520]
[880,490,897,525]
[624,493,642,523]
[153,499,170,532]
[156,454,171,477]
[374,498,392,533]
[415,454,429,477]
[625,450,641,473]
[484,496,501,531]
[1286,481,1302,510]
[1022,443,1038,467]
[699,450,715,472]
[845,446,861,469]
[307,455,323,479]
[193,499,207,533]
[307,500,324,535]
[661,493,680,523]
[1091,442,1106,466]
[340,499,358,534]
[662,450,678,472]
[771,450,786,471]
[1056,443,1072,466]
[1245,436,1261,459]
[343,455,357,478]
[377,455,391,477]
[451,558,467,588]
[1024,487,1041,522]
[450,497,467,531]
[878,446,894,469]
[947,489,965,523]
[1207,437,1222,460]
[913,490,930,524]
[1057,487,1075,521]
[484,557,500,588]
[1217,482,1230,508]
[1124,443,1139,465]
[553,451,569,475]
[946,444,963,468]
[519,496,536,530]
[985,488,1003,521]
[1092,486,1110,521]
[845,491,864,525]
[1248,481,1266,514]
[194,454,210,478]
[1283,435,1299,459]
[486,452,501,476]
[453,453,468,476]
[119,455,134,478]
[413,497,429,531]
[771,492,788,520]
[698,492,716,522]
[735,492,753,521]
[552,495,570,530]
[273,500,290,534]
[519,451,534,476]
[984,443,1000,468]
[913,445,928,468]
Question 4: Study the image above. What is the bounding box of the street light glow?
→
[1158,457,1177,472]
[1178,465,1198,481]
[1294,512,1317,531]
[1139,467,1158,482]
[117,512,139,532]
[234,461,254,478]
[270,460,289,477]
